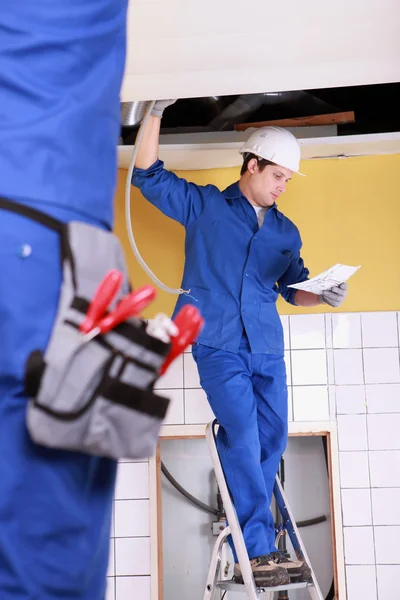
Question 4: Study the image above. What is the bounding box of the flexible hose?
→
[124,101,187,295]
[161,461,327,527]
[161,461,218,516]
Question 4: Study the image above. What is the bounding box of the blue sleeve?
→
[132,160,213,227]
[278,249,310,305]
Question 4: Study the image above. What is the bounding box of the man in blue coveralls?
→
[0,2,129,598]
[133,100,348,588]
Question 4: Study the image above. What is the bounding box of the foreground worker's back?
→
[0,2,128,598]
[0,0,127,228]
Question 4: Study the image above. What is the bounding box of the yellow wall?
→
[113,154,400,318]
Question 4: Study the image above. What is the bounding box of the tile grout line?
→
[360,313,379,597]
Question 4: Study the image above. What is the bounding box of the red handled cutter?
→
[161,305,204,375]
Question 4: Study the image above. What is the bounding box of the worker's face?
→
[248,160,293,207]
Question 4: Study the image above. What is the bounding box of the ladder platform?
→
[217,581,312,593]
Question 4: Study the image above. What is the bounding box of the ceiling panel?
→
[122,0,400,101]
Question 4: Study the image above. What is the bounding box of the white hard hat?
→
[240,126,304,175]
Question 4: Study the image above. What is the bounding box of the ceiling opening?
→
[120,81,400,146]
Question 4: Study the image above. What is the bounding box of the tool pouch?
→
[0,199,170,460]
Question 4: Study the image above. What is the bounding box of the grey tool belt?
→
[0,198,170,460]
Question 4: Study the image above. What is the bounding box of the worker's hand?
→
[319,282,348,307]
[149,99,177,118]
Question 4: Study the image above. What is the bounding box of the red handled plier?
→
[79,269,156,342]
[79,270,205,372]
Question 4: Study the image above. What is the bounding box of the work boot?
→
[269,551,312,582]
[234,554,290,587]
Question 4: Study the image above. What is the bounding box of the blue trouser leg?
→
[192,335,288,561]
[0,211,116,599]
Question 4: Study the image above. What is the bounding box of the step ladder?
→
[203,420,324,600]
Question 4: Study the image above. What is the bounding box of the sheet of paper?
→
[288,264,361,295]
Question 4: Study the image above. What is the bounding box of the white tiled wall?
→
[110,311,400,600]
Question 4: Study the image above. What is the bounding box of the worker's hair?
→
[240,153,275,176]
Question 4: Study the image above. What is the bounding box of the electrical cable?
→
[124,101,188,295]
[161,461,218,516]
[161,461,327,526]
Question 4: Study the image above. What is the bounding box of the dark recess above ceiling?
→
[121,81,400,145]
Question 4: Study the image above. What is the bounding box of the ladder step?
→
[216,581,313,593]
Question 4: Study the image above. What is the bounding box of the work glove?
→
[319,282,348,307]
[149,99,177,118]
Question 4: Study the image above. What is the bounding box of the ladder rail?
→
[273,477,324,600]
[205,420,260,600]
[204,420,325,600]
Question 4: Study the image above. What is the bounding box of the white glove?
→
[146,313,178,344]
[148,99,177,118]
[320,282,348,308]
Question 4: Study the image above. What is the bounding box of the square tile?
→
[280,315,290,349]
[343,527,375,564]
[184,388,214,424]
[114,500,150,537]
[374,526,400,564]
[115,576,151,600]
[287,387,293,422]
[341,489,372,526]
[363,348,400,384]
[367,414,400,450]
[107,542,115,577]
[377,565,400,598]
[284,350,292,386]
[292,386,329,421]
[290,350,327,385]
[339,452,370,488]
[336,385,366,414]
[110,503,115,538]
[371,488,400,526]
[326,349,335,384]
[328,385,336,419]
[337,415,368,451]
[159,388,184,425]
[289,314,325,349]
[115,537,151,576]
[106,578,115,600]
[154,354,183,389]
[332,313,362,348]
[183,352,201,388]
[325,313,333,348]
[115,463,149,500]
[369,451,400,487]
[333,349,364,385]
[346,566,377,600]
[361,312,398,348]
[366,384,400,413]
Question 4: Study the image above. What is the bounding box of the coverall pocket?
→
[184,286,226,341]
[258,302,285,354]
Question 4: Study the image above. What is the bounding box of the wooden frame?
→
[149,422,346,600]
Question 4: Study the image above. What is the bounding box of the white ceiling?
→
[122,0,400,102]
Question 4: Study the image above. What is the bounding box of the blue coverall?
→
[0,2,127,598]
[133,160,310,560]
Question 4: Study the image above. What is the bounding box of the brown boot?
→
[234,554,290,587]
[269,551,312,582]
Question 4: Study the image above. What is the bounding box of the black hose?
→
[161,461,218,516]
[296,515,327,528]
[161,461,327,526]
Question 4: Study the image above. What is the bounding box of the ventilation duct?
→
[121,101,147,127]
